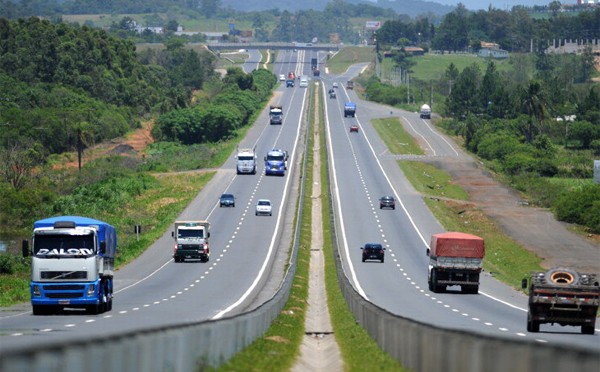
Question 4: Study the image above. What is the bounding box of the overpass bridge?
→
[206,42,342,52]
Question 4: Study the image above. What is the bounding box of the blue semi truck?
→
[264,148,289,176]
[22,216,117,315]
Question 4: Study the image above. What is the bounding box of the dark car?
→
[361,243,385,263]
[219,193,235,207]
[379,196,395,210]
[329,89,336,99]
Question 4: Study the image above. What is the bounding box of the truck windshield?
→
[267,154,285,161]
[33,234,96,257]
[238,156,254,161]
[178,230,204,238]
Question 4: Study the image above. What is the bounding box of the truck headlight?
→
[87,284,96,296]
[33,285,41,297]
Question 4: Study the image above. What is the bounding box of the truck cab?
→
[23,216,117,315]
[420,104,432,119]
[264,148,289,176]
[344,102,356,118]
[172,221,210,263]
[269,105,283,125]
[236,147,257,174]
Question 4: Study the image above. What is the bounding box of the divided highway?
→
[1,48,597,360]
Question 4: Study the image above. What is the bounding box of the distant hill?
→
[220,0,455,17]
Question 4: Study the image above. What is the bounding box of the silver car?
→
[255,199,273,216]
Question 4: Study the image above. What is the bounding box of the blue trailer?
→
[23,216,117,315]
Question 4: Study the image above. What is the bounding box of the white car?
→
[255,199,273,216]
[279,74,286,81]
[332,82,338,88]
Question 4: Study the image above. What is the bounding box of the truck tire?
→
[431,269,443,293]
[32,305,48,315]
[582,325,595,335]
[527,315,540,332]
[545,267,580,286]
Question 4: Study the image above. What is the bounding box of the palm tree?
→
[521,80,548,143]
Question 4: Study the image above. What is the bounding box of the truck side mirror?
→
[521,277,528,289]
[99,241,106,254]
[360,247,364,250]
[22,240,30,257]
[171,231,175,238]
[264,156,267,161]
[207,232,211,238]
[426,248,430,256]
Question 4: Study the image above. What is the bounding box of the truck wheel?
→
[545,267,580,286]
[381,256,385,263]
[431,269,439,293]
[32,305,47,315]
[582,325,595,335]
[527,316,540,332]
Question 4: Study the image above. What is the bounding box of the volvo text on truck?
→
[264,148,288,176]
[427,232,485,294]
[172,221,210,262]
[235,147,257,174]
[522,267,599,334]
[22,216,117,315]
[269,105,283,125]
[344,102,356,117]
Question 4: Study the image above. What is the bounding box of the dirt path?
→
[427,154,600,275]
[292,89,343,372]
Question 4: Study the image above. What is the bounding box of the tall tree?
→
[520,80,548,143]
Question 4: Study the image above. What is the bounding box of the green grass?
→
[398,161,468,200]
[321,97,405,371]
[408,53,514,81]
[216,84,318,372]
[399,160,543,289]
[328,46,375,74]
[372,118,425,155]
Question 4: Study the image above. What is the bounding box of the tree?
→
[569,121,599,149]
[520,80,548,143]
[0,139,44,190]
[446,63,481,118]
[200,0,221,19]
[431,4,469,52]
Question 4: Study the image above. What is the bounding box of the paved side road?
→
[427,154,599,276]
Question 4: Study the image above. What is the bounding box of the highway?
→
[319,65,599,351]
[0,47,597,356]
[0,49,312,353]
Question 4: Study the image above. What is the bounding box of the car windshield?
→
[238,155,254,161]
[258,201,270,206]
[221,194,233,199]
[365,244,382,249]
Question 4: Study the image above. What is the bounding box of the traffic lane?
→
[329,97,600,350]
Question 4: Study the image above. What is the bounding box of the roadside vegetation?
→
[372,118,425,155]
[372,118,543,289]
[0,18,278,307]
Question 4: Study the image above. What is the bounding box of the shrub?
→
[554,184,600,227]
[0,254,30,274]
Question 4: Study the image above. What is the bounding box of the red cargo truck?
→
[427,232,485,294]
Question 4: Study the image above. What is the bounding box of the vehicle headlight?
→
[33,285,41,297]
[87,284,96,296]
